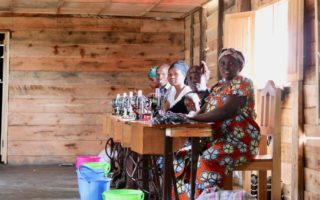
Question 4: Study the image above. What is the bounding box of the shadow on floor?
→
[0,164,79,200]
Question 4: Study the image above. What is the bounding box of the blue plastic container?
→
[77,162,111,200]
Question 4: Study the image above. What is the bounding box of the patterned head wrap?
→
[169,60,189,77]
[218,48,245,67]
[147,66,158,78]
[187,62,210,80]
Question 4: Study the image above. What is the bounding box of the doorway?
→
[0,32,9,163]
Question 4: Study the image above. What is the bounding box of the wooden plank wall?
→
[0,16,184,164]
[184,1,219,85]
[204,1,219,84]
[304,0,320,199]
[185,11,201,70]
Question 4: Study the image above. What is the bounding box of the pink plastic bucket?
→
[76,155,100,169]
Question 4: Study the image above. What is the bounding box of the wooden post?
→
[190,12,195,66]
[199,7,207,62]
[217,0,224,80]
[291,80,304,200]
[287,0,304,199]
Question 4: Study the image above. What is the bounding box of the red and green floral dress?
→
[173,75,261,199]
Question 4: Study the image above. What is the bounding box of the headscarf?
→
[169,60,189,77]
[147,66,158,78]
[218,48,245,67]
[187,62,210,81]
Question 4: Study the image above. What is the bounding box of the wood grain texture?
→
[304,144,320,170]
[305,191,320,200]
[2,15,184,164]
[8,140,105,155]
[305,168,320,195]
[7,155,76,165]
[8,125,105,141]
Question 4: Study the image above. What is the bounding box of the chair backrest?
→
[256,80,281,136]
[256,80,281,156]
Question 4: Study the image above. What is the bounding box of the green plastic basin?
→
[102,189,144,200]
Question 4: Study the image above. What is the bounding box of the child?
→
[184,92,201,117]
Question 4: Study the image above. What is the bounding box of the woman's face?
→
[218,55,242,81]
[156,66,168,87]
[168,68,185,87]
[187,68,207,92]
[148,77,159,89]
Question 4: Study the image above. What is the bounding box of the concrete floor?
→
[0,164,79,200]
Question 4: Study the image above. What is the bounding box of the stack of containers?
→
[76,156,112,200]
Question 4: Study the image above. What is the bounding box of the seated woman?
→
[173,48,261,199]
[147,66,159,90]
[169,61,211,114]
[187,61,211,107]
[164,60,192,113]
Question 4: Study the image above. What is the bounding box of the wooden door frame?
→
[1,31,9,164]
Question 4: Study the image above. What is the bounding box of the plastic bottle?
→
[112,94,120,115]
[122,93,128,117]
[117,94,123,116]
[136,90,144,120]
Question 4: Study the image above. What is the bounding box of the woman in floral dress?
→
[173,48,261,199]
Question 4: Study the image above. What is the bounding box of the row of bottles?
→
[112,88,166,121]
[112,90,150,120]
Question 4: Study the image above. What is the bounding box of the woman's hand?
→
[186,111,198,118]
[191,95,246,122]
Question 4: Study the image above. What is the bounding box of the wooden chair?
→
[224,80,282,200]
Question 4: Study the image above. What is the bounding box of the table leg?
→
[163,136,173,200]
[190,137,200,200]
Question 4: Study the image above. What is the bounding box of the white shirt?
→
[165,85,192,109]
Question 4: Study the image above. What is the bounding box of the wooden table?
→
[102,115,212,200]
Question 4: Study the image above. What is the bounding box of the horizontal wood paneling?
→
[7,155,76,165]
[0,17,185,32]
[10,57,171,72]
[305,124,320,137]
[9,71,150,86]
[304,108,317,124]
[10,43,182,59]
[8,140,105,156]
[304,144,320,170]
[305,167,320,195]
[12,30,184,45]
[3,16,184,164]
[9,113,103,126]
[9,98,111,114]
[305,191,320,200]
[8,125,105,141]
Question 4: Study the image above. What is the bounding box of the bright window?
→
[250,0,288,89]
[224,0,289,89]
